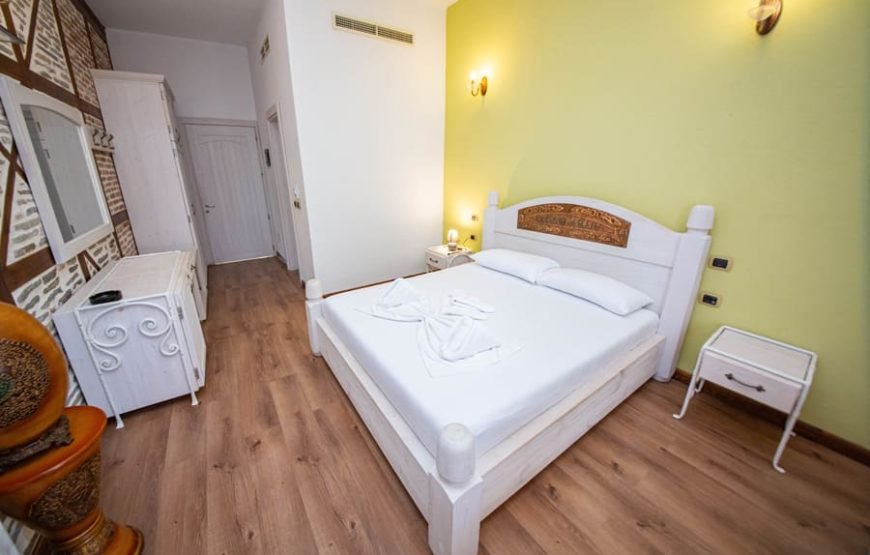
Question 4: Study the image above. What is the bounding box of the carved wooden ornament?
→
[517,204,631,247]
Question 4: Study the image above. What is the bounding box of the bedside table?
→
[426,245,473,272]
[673,325,817,473]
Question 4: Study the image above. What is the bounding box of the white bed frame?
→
[305,192,714,555]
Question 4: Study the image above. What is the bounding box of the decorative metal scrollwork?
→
[86,302,181,373]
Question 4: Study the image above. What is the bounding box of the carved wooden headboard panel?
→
[516,203,631,248]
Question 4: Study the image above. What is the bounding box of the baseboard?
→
[323,272,427,299]
[673,369,869,467]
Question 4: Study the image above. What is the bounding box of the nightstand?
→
[426,245,473,272]
[673,325,817,473]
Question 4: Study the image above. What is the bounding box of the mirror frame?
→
[0,76,113,263]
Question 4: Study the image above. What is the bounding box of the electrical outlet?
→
[699,292,720,307]
[709,256,731,271]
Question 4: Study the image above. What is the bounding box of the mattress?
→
[321,263,660,457]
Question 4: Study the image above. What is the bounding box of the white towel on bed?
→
[359,279,519,376]
[447,292,495,313]
[417,315,520,378]
[422,315,500,361]
[440,292,494,320]
[365,278,431,322]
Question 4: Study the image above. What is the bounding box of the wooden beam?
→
[110,210,128,228]
[0,144,18,268]
[23,0,39,69]
[2,248,54,293]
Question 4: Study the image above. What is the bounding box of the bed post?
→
[654,205,714,381]
[481,191,499,249]
[305,278,324,356]
[428,423,483,555]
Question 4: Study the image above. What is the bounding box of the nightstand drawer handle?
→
[725,373,765,392]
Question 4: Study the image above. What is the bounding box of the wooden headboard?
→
[517,203,631,247]
[482,191,714,381]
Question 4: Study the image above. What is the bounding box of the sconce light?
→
[747,0,782,35]
[469,70,488,97]
[446,229,460,251]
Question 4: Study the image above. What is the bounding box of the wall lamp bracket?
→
[470,73,488,97]
[748,0,782,35]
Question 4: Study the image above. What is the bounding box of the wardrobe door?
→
[93,77,193,255]
[162,88,210,305]
[178,281,206,387]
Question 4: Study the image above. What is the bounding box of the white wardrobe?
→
[92,70,209,316]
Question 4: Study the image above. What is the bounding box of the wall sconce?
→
[446,229,459,251]
[469,70,488,97]
[747,0,782,35]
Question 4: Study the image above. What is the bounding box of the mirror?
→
[0,77,112,262]
[22,106,104,241]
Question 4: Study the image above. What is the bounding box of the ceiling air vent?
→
[333,13,414,45]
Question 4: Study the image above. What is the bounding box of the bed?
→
[304,192,714,555]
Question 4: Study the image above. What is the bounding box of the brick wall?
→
[29,0,74,93]
[93,151,124,215]
[89,22,111,71]
[57,0,99,106]
[6,170,48,264]
[115,219,137,257]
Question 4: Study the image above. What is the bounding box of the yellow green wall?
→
[444,0,869,447]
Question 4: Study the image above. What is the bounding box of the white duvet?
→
[360,278,519,377]
[321,263,659,457]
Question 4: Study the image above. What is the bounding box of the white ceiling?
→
[86,0,459,47]
[85,0,269,46]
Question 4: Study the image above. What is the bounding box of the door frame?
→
[264,103,304,274]
[179,117,283,262]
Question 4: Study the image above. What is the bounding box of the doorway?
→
[184,121,273,264]
[265,108,298,271]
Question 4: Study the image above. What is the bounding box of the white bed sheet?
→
[321,263,660,457]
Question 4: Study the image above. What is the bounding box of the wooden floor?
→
[101,258,870,555]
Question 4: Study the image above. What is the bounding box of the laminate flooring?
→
[101,258,870,554]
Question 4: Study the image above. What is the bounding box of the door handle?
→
[204,204,216,209]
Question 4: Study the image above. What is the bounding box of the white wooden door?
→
[260,137,287,262]
[186,124,272,264]
[266,113,298,270]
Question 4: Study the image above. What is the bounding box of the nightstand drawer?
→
[426,253,447,270]
[699,351,801,413]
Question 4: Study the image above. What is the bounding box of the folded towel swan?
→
[359,279,519,377]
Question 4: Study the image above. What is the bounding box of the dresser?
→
[92,70,209,316]
[54,252,206,428]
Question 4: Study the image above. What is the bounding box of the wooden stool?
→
[0,302,143,554]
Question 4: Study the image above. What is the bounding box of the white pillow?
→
[538,268,653,315]
[473,249,559,283]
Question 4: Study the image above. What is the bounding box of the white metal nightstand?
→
[426,245,473,272]
[674,325,817,473]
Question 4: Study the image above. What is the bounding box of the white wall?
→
[283,0,446,293]
[247,0,315,280]
[107,29,257,121]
